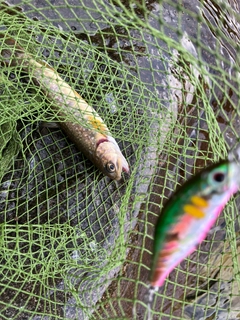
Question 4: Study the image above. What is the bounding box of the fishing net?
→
[0,0,239,319]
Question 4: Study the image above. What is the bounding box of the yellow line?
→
[191,196,208,208]
[183,204,205,219]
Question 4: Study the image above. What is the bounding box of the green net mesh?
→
[0,0,239,319]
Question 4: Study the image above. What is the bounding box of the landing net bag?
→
[0,1,239,319]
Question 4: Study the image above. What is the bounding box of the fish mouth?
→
[122,160,130,174]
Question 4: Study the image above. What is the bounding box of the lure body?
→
[150,156,240,287]
[0,35,129,180]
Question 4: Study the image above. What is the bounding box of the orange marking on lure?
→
[191,196,208,208]
[170,214,193,234]
[183,204,205,219]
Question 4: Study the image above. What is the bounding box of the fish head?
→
[96,137,129,180]
[200,158,240,198]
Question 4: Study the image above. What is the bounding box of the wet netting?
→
[0,0,239,319]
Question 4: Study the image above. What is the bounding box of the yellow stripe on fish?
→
[190,196,208,208]
[183,196,208,218]
[87,115,108,134]
[183,204,205,219]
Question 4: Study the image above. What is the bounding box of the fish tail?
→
[0,34,31,68]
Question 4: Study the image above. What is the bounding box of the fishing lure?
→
[138,147,240,319]
[0,35,129,180]
[150,146,240,289]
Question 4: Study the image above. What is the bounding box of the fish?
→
[150,146,240,289]
[0,35,129,180]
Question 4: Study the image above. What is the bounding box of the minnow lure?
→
[150,146,240,289]
[0,35,129,180]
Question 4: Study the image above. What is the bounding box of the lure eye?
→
[213,172,225,183]
[106,162,116,173]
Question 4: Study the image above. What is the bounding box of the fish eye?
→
[106,162,116,173]
[212,172,225,183]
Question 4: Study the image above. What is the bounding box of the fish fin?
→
[132,285,157,320]
[147,286,158,320]
[40,121,60,129]
[38,59,55,71]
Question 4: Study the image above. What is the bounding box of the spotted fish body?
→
[0,35,129,180]
[150,153,240,288]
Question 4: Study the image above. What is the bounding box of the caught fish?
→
[150,146,240,289]
[0,35,129,180]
